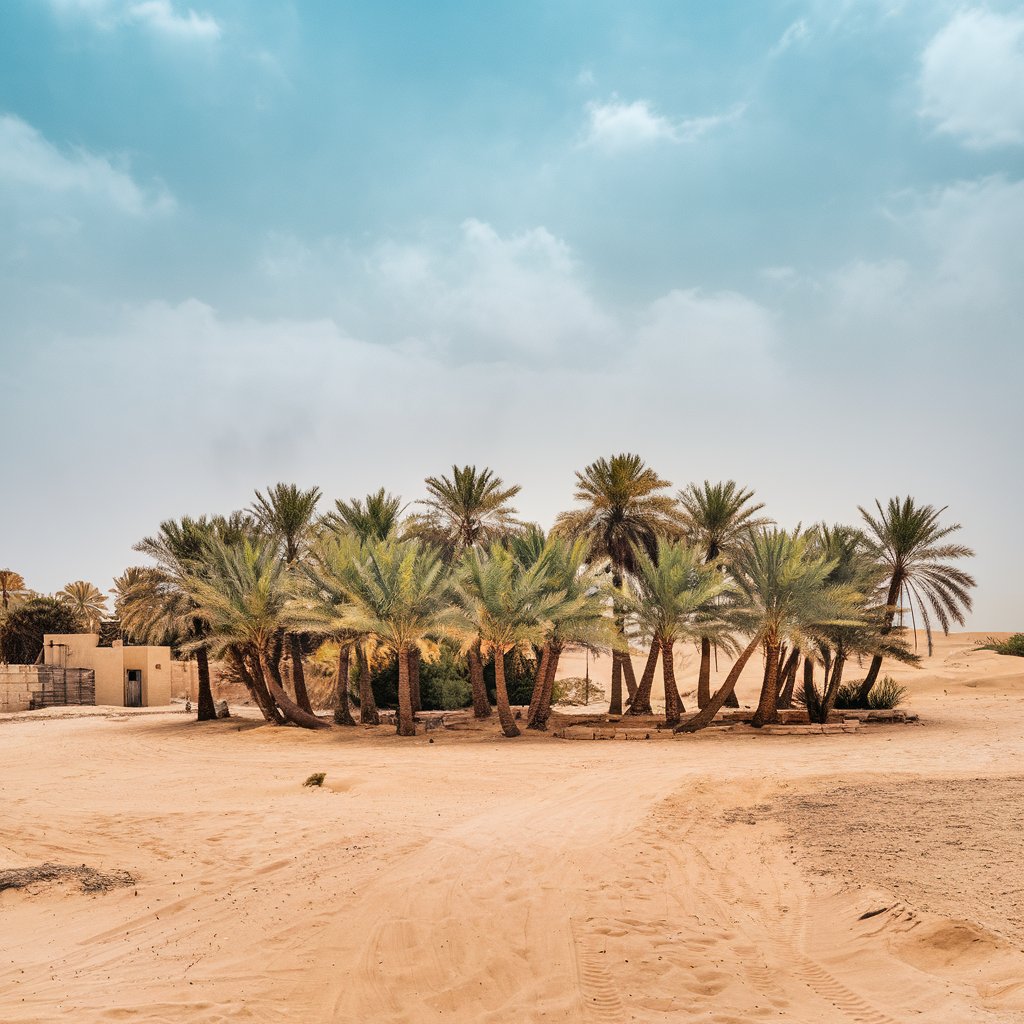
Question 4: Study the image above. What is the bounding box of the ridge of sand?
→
[1,632,1022,1022]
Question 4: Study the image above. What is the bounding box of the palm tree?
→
[624,540,733,725]
[678,529,862,732]
[678,481,771,709]
[509,532,615,731]
[58,581,108,632]
[250,483,323,715]
[334,536,454,736]
[0,569,26,612]
[553,453,680,714]
[855,497,975,702]
[450,544,558,737]
[326,488,403,543]
[184,536,328,730]
[802,524,918,723]
[406,465,523,718]
[133,516,225,722]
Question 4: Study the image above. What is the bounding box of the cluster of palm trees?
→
[108,455,974,736]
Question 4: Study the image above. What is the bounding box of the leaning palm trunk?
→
[751,642,782,727]
[528,641,562,731]
[493,649,521,738]
[195,644,217,722]
[527,643,551,727]
[609,654,623,715]
[289,633,314,714]
[467,642,491,719]
[661,638,684,725]
[333,643,356,726]
[396,646,416,737]
[229,647,282,724]
[627,639,660,716]
[356,643,380,725]
[858,576,902,702]
[696,636,712,709]
[258,649,329,730]
[675,634,762,733]
[776,648,801,709]
[621,652,638,703]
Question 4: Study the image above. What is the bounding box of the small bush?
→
[867,676,908,710]
[303,772,326,788]
[833,682,863,709]
[552,676,606,706]
[979,633,1024,657]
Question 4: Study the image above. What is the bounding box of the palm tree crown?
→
[327,488,403,543]
[553,453,679,575]
[58,580,108,632]
[0,569,27,611]
[678,480,772,564]
[408,465,522,557]
[250,483,322,563]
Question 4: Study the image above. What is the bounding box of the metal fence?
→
[30,667,96,709]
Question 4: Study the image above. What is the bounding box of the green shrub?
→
[0,597,83,664]
[303,772,326,788]
[833,682,862,709]
[867,676,908,709]
[979,633,1024,657]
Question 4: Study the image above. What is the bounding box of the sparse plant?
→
[978,634,1024,657]
[303,773,326,787]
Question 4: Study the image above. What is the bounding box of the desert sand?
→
[1,632,1022,1023]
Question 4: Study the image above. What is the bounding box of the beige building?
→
[42,633,172,707]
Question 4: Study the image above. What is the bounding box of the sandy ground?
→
[1,632,1022,1023]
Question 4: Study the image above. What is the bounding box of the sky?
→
[1,0,1022,629]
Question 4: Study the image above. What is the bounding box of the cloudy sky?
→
[2,1,1022,628]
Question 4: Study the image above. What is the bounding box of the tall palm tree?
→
[678,529,862,732]
[624,540,733,724]
[553,453,680,714]
[855,497,975,701]
[406,465,523,718]
[58,581,108,632]
[250,483,323,715]
[133,517,222,722]
[184,536,328,730]
[450,544,559,738]
[0,569,26,612]
[678,480,771,709]
[334,536,454,736]
[803,524,918,723]
[326,488,403,543]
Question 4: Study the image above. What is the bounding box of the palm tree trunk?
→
[258,648,329,730]
[697,636,712,709]
[621,651,638,702]
[675,633,763,733]
[467,641,491,719]
[333,643,356,726]
[608,652,623,715]
[776,648,801,708]
[662,638,684,725]
[858,576,902,702]
[527,643,551,727]
[195,644,217,722]
[626,638,659,716]
[288,633,314,714]
[533,641,561,730]
[229,647,281,724]
[493,648,521,738]
[819,654,847,723]
[409,646,422,713]
[751,642,782,727]
[396,645,416,737]
[357,642,379,725]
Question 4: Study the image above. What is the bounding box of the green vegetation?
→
[303,773,326,788]
[978,634,1024,657]
[833,677,908,710]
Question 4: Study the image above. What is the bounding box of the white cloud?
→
[0,114,174,216]
[47,0,220,40]
[582,98,744,152]
[770,19,810,58]
[920,9,1024,148]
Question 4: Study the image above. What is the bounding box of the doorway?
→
[125,670,143,708]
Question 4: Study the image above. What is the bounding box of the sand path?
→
[1,634,1022,1022]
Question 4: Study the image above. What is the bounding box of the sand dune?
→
[1,632,1022,1022]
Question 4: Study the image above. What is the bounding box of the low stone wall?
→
[0,665,41,713]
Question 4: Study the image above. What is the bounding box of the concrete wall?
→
[42,633,173,708]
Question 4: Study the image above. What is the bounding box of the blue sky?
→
[2,0,1023,629]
